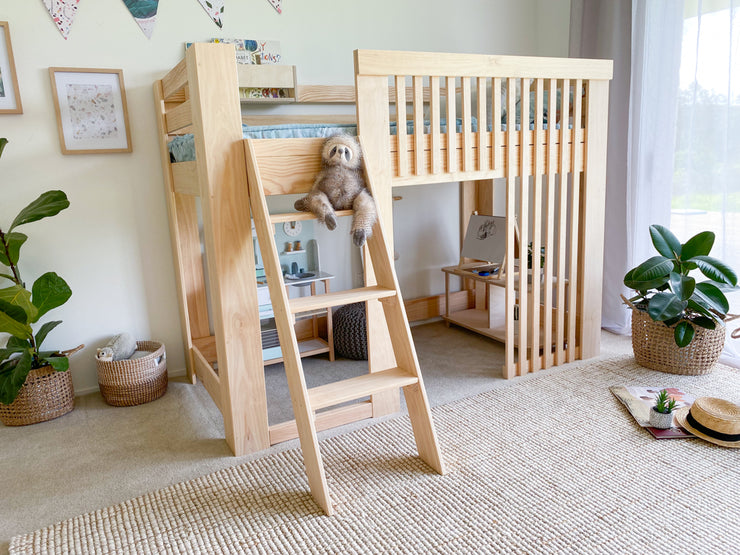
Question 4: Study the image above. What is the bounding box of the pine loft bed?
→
[154,44,613,457]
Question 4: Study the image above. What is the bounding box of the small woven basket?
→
[631,308,725,375]
[0,366,75,426]
[96,341,167,407]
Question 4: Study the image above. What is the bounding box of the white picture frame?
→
[49,67,132,155]
[0,21,22,114]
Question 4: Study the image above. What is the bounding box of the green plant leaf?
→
[0,232,27,267]
[689,255,738,286]
[0,138,7,158]
[7,336,30,350]
[649,225,682,258]
[647,292,687,321]
[693,316,716,330]
[674,321,694,348]
[668,272,695,301]
[0,285,38,323]
[692,282,730,316]
[35,320,62,349]
[0,350,32,405]
[31,272,72,322]
[624,256,673,289]
[0,299,33,338]
[40,356,68,371]
[687,299,720,322]
[0,273,15,282]
[681,231,714,259]
[9,191,70,232]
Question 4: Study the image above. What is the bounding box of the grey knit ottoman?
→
[333,302,367,360]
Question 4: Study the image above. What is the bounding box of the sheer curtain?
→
[570,0,740,367]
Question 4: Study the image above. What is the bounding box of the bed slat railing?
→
[355,49,612,378]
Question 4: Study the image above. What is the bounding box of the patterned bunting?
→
[266,0,282,14]
[42,0,80,40]
[198,0,225,28]
[122,0,160,39]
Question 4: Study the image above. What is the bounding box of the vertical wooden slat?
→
[395,75,408,177]
[446,76,457,173]
[579,79,609,359]
[413,75,424,175]
[531,78,544,373]
[477,77,488,171]
[504,77,516,378]
[187,43,269,456]
[555,79,570,365]
[518,78,529,376]
[567,79,583,362]
[430,76,441,175]
[461,77,473,172]
[543,78,557,370]
[493,78,502,171]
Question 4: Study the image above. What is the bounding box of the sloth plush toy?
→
[294,134,377,247]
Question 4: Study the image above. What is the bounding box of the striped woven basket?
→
[0,366,75,426]
[631,308,725,375]
[96,341,167,407]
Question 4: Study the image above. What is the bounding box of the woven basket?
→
[0,366,75,426]
[631,308,725,375]
[96,341,167,407]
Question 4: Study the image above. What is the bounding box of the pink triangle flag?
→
[121,0,160,39]
[197,0,225,28]
[266,0,282,14]
[42,0,80,40]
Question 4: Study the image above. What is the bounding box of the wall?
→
[0,0,571,394]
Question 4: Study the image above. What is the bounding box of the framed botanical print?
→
[49,67,132,154]
[0,21,22,114]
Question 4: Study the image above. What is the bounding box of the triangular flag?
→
[197,0,225,28]
[42,0,81,40]
[121,0,160,39]
[266,0,282,14]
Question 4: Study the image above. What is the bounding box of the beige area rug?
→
[11,356,740,554]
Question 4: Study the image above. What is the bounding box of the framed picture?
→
[0,21,22,114]
[49,67,132,154]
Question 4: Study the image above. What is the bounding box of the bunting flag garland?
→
[198,0,225,28]
[42,0,80,40]
[266,0,282,14]
[122,0,160,39]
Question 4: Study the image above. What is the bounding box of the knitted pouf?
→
[333,302,368,360]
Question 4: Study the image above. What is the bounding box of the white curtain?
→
[571,0,740,367]
[670,1,740,366]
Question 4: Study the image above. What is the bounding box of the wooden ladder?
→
[245,139,446,515]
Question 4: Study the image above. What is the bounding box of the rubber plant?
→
[624,224,738,348]
[0,138,73,405]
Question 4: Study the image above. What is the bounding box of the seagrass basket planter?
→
[96,340,167,407]
[0,366,75,426]
[631,308,725,376]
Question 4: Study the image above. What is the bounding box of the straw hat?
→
[674,397,740,449]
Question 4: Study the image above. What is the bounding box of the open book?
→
[610,386,695,439]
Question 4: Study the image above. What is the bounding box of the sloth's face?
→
[323,136,361,168]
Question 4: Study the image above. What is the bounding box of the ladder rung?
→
[271,210,353,224]
[289,286,396,314]
[308,367,419,411]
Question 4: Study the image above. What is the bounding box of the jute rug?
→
[11,355,740,554]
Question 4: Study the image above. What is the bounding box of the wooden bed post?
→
[186,43,269,456]
[579,79,610,359]
[354,52,400,417]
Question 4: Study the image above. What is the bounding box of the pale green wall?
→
[0,0,571,394]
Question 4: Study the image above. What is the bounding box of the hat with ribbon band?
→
[674,397,740,449]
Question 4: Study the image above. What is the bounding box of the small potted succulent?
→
[649,389,678,429]
[623,224,738,375]
[0,138,79,425]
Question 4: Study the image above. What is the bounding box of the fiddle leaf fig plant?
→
[0,138,73,405]
[624,224,738,348]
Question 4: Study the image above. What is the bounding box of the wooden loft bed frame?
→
[153,44,612,457]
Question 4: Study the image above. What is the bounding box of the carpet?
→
[11,355,740,554]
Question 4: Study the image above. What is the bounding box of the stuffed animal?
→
[96,332,137,362]
[294,134,377,247]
